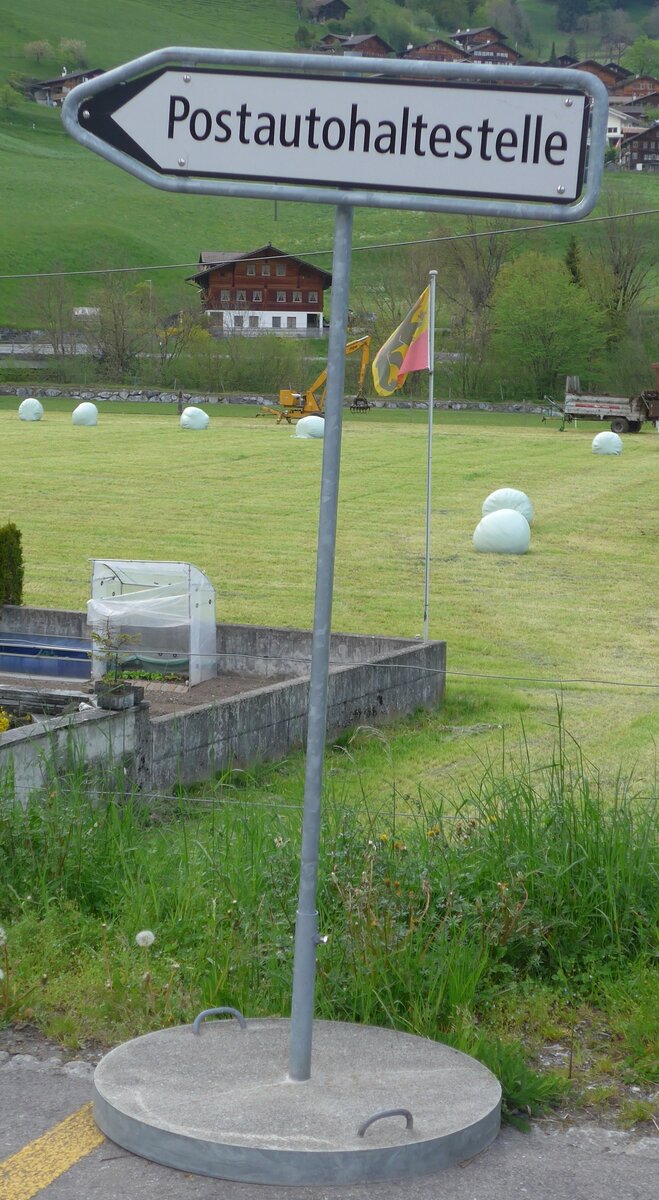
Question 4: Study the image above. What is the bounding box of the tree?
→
[59,38,87,68]
[436,219,510,395]
[489,251,607,397]
[24,40,53,64]
[132,282,206,381]
[622,35,659,77]
[0,85,18,112]
[600,9,637,64]
[85,277,145,378]
[23,272,77,358]
[565,235,583,287]
[586,197,653,332]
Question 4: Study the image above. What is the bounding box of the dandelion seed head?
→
[135,930,155,948]
[0,926,6,947]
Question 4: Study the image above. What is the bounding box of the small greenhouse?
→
[87,560,216,686]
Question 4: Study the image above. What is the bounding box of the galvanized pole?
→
[423,270,437,643]
[288,203,354,1082]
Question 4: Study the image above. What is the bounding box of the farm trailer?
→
[564,365,659,433]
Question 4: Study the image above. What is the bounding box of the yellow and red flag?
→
[371,287,430,397]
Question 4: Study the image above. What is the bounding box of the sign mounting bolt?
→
[557,185,565,194]
[178,157,186,167]
[183,74,191,83]
[82,109,90,120]
[565,97,573,107]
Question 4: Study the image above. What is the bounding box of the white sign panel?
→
[79,68,589,205]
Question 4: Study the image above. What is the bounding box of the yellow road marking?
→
[0,1102,105,1200]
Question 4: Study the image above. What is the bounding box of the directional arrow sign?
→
[76,66,591,204]
[62,48,608,218]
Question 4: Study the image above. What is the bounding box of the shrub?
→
[0,522,24,605]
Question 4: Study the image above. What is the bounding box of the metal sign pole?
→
[423,269,437,643]
[288,203,354,1082]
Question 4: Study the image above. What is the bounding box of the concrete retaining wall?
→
[0,607,444,799]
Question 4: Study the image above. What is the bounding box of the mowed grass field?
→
[0,398,656,798]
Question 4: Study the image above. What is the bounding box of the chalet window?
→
[276,290,286,303]
[234,316,244,328]
[252,290,262,302]
[220,289,231,302]
[246,264,256,275]
[293,291,302,303]
[236,289,247,303]
[261,264,270,276]
[272,316,281,329]
[308,291,318,304]
[287,317,297,329]
[276,263,286,276]
[249,316,259,329]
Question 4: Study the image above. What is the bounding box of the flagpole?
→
[423,270,437,642]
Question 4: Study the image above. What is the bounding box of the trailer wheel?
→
[610,417,629,434]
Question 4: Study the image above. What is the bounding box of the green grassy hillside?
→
[1,0,658,330]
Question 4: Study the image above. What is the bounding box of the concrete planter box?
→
[0,607,446,802]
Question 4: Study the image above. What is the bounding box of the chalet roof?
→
[400,38,468,59]
[189,245,332,287]
[612,90,659,107]
[451,26,507,42]
[620,123,659,147]
[34,68,104,87]
[603,61,632,79]
[341,33,393,51]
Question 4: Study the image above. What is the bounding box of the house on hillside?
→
[451,27,507,50]
[572,60,622,89]
[304,0,350,21]
[316,33,393,57]
[606,107,648,150]
[620,124,659,170]
[612,91,659,117]
[611,75,659,100]
[30,67,104,106]
[400,39,469,64]
[603,62,633,84]
[188,245,332,335]
[469,40,521,65]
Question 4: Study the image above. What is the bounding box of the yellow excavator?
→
[259,336,372,424]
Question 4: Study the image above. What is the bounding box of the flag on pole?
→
[371,287,430,397]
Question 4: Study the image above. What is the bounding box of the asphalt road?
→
[1,1047,657,1200]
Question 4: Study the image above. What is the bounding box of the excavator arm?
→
[273,336,372,423]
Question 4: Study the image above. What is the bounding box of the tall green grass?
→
[1,727,656,1116]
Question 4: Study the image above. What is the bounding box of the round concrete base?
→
[93,1018,501,1186]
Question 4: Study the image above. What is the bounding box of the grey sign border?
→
[61,46,608,221]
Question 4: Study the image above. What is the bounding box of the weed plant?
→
[0,728,656,1119]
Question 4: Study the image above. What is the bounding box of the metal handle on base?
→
[357,1108,414,1138]
[192,1007,247,1035]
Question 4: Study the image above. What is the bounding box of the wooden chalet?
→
[400,39,468,64]
[469,41,522,65]
[573,60,623,89]
[620,125,659,170]
[451,27,507,50]
[317,33,393,57]
[606,107,648,149]
[610,75,659,100]
[304,0,350,21]
[30,68,104,106]
[189,245,332,335]
[603,62,633,83]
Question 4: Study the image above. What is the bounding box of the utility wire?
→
[1,647,656,692]
[1,206,658,282]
